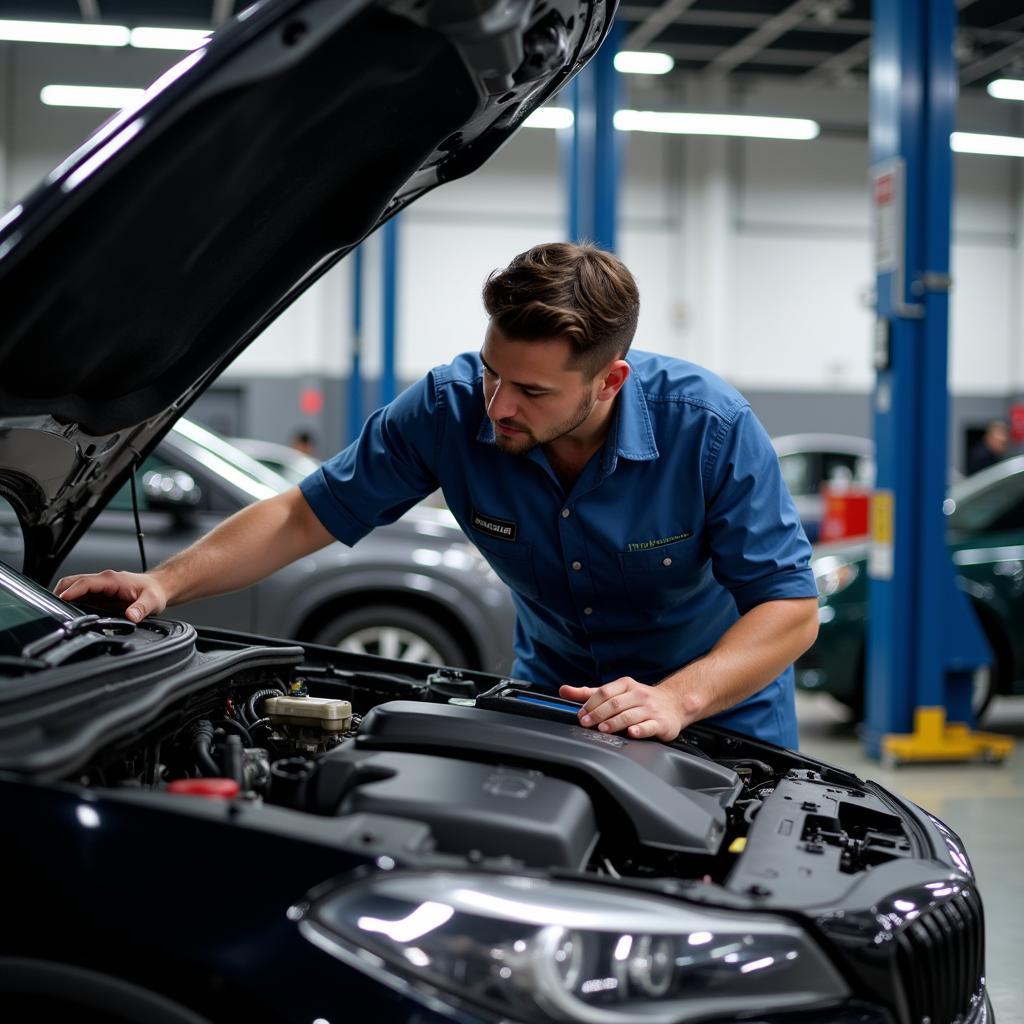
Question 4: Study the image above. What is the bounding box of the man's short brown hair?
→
[482,242,640,376]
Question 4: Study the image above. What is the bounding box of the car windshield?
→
[0,560,71,659]
[947,463,1024,534]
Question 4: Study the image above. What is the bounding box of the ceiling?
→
[2,0,1024,91]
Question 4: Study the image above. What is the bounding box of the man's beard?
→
[493,387,597,455]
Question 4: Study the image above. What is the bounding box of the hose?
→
[221,734,244,787]
[244,687,285,726]
[191,720,221,777]
[214,718,253,747]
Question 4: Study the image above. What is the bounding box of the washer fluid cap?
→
[166,778,240,799]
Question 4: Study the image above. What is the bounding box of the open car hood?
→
[0,0,614,583]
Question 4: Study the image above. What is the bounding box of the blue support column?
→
[565,20,621,251]
[347,244,364,444]
[866,0,1010,762]
[380,215,399,407]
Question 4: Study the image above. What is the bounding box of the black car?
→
[0,1,993,1022]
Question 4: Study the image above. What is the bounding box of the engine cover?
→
[317,748,598,869]
[356,700,742,854]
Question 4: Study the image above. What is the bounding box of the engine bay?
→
[65,636,925,902]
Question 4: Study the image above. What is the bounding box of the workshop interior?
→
[0,2,1022,1023]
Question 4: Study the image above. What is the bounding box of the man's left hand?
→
[559,677,685,741]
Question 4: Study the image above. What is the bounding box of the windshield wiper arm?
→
[21,614,137,660]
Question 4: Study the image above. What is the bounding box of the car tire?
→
[311,605,470,667]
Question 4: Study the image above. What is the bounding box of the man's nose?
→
[487,382,516,421]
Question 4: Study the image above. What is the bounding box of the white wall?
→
[2,39,1023,395]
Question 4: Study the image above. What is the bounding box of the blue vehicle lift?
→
[565,20,621,250]
[380,215,399,408]
[867,0,1011,762]
[347,244,365,445]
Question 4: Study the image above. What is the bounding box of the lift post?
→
[565,20,620,251]
[866,0,1012,763]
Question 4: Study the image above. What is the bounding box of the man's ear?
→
[596,359,630,401]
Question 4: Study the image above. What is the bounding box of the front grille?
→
[895,888,985,1024]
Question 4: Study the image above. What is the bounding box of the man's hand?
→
[559,678,686,741]
[55,570,169,623]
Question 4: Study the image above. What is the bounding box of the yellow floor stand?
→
[882,706,1014,764]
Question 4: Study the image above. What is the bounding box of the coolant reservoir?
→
[264,696,353,732]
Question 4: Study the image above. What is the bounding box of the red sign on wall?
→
[1010,402,1024,444]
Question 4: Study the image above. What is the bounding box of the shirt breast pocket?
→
[617,533,704,610]
[471,536,540,601]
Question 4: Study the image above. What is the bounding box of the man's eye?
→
[522,390,545,398]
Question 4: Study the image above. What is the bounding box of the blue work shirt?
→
[300,350,817,747]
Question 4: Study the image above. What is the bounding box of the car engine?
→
[67,640,929,899]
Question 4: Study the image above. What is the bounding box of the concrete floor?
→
[796,692,1024,1023]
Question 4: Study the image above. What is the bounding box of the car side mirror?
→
[142,470,202,516]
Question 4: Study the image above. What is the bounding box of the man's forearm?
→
[660,598,819,723]
[155,487,335,606]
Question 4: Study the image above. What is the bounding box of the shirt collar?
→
[475,358,660,468]
[601,359,659,475]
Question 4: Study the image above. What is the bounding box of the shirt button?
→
[572,560,582,571]
[561,508,571,518]
[583,606,593,616]
[662,557,673,566]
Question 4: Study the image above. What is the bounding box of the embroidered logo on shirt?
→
[472,509,518,542]
[626,531,692,552]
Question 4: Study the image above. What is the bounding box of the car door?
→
[56,443,257,631]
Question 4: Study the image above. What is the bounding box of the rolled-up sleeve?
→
[704,405,817,614]
[299,372,443,546]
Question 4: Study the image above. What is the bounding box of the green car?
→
[796,453,1024,721]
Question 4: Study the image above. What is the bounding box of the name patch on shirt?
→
[626,530,692,552]
[472,509,518,543]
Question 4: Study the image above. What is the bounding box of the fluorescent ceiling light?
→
[951,131,1024,157]
[986,78,1024,101]
[0,18,129,46]
[130,26,210,50]
[614,109,820,140]
[524,106,574,129]
[41,85,145,110]
[614,51,674,75]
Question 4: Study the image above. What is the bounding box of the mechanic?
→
[56,242,818,748]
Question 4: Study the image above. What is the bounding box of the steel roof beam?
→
[624,0,700,52]
[704,0,825,74]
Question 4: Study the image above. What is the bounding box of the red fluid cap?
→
[166,778,240,800]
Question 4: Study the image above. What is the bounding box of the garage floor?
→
[796,693,1024,1023]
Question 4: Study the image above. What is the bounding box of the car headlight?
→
[812,556,859,598]
[297,872,849,1023]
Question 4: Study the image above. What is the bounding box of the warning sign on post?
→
[868,490,895,580]
[872,159,903,274]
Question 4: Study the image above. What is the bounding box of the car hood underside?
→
[0,0,611,583]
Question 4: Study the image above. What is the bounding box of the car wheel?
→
[312,605,470,666]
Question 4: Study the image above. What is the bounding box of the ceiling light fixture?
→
[0,19,209,51]
[0,19,129,46]
[614,110,820,140]
[613,51,674,75]
[130,27,211,51]
[951,131,1024,157]
[986,78,1024,102]
[40,85,145,110]
[523,107,575,129]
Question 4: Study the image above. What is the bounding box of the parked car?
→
[771,434,874,542]
[0,1,992,1023]
[228,435,321,485]
[0,418,516,673]
[796,454,1024,720]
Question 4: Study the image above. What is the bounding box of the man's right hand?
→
[54,570,170,623]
